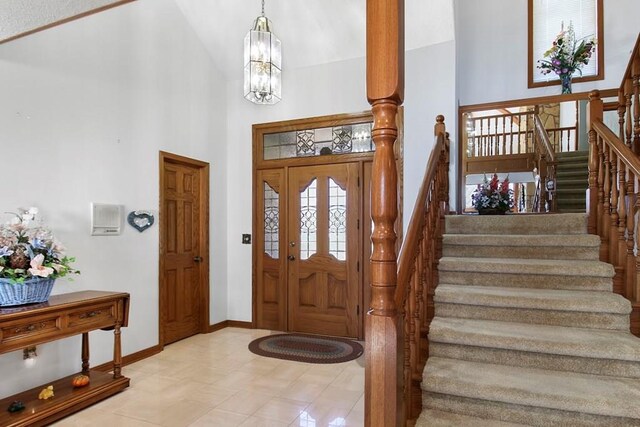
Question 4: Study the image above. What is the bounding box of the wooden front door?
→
[159,152,209,346]
[287,163,360,337]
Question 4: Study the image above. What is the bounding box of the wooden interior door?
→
[160,153,209,345]
[287,163,360,338]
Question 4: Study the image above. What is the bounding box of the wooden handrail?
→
[616,33,640,153]
[534,114,556,163]
[394,116,450,424]
[593,120,640,175]
[588,89,640,338]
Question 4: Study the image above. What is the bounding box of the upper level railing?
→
[395,117,450,424]
[617,34,640,154]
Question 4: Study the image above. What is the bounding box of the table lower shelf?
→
[0,370,129,427]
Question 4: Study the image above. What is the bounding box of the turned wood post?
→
[588,90,603,234]
[365,0,404,426]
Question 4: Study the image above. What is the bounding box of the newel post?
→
[365,0,405,426]
[588,90,603,235]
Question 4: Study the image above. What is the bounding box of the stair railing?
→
[532,114,557,212]
[588,90,640,337]
[617,33,640,154]
[395,116,450,424]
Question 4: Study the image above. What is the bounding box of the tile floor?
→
[53,328,365,427]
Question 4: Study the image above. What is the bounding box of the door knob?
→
[193,256,203,263]
[287,255,296,261]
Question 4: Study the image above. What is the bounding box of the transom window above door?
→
[263,122,373,160]
[528,0,604,88]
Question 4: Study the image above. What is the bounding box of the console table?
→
[0,291,130,427]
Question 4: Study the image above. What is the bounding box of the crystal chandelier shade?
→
[243,1,282,105]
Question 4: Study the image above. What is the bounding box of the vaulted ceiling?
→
[0,0,455,78]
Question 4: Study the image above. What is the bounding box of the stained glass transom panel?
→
[329,178,347,261]
[263,182,279,258]
[262,122,373,160]
[300,179,317,260]
[332,127,353,153]
[296,130,316,156]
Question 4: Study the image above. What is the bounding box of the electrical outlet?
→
[242,234,251,244]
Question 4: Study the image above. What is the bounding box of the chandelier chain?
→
[261,0,265,16]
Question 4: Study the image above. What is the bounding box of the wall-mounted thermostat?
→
[91,203,123,236]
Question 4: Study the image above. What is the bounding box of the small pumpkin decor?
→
[71,374,90,388]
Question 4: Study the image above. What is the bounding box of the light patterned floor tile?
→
[54,329,364,427]
[252,397,310,423]
[188,409,248,427]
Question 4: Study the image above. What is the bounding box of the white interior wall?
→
[225,42,456,321]
[0,0,228,397]
[455,0,640,106]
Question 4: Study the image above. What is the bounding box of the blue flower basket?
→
[0,277,55,306]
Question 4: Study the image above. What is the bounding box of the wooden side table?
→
[0,291,131,427]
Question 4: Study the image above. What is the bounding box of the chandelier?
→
[243,0,282,105]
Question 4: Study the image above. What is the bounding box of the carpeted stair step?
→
[422,357,640,426]
[556,169,589,181]
[555,161,589,171]
[428,317,640,378]
[442,234,599,260]
[434,284,630,330]
[415,409,526,426]
[556,177,587,187]
[445,213,586,235]
[439,256,613,281]
[557,188,586,197]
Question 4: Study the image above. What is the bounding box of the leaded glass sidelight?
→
[328,178,347,260]
[263,182,279,258]
[299,179,317,260]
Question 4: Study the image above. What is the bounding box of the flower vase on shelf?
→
[560,74,572,94]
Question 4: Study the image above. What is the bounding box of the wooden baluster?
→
[619,91,627,142]
[609,148,619,266]
[575,100,580,151]
[480,119,485,156]
[627,177,640,306]
[365,0,404,424]
[502,115,506,155]
[588,90,603,235]
[618,164,628,279]
[596,135,605,249]
[626,174,636,301]
[633,60,640,154]
[626,79,633,149]
[601,143,611,260]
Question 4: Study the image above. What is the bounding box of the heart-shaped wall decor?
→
[127,211,154,232]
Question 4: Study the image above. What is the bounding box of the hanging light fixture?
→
[244,0,282,105]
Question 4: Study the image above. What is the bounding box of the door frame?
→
[158,150,210,348]
[251,111,403,340]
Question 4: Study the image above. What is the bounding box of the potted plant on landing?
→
[0,208,79,306]
[472,173,514,215]
[537,22,596,94]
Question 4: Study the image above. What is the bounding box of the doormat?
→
[248,333,364,364]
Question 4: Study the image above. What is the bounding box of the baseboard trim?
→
[227,320,252,329]
[208,320,253,333]
[209,320,229,332]
[93,344,162,372]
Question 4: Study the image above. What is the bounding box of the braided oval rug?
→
[248,333,363,364]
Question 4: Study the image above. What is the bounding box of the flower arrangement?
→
[537,22,596,93]
[472,174,514,213]
[0,208,79,283]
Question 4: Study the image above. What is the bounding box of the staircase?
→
[555,151,588,213]
[417,214,640,426]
